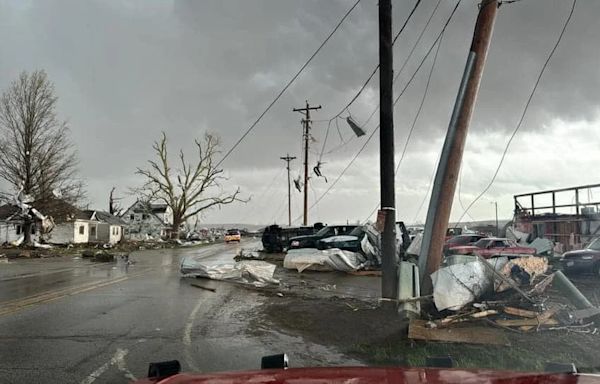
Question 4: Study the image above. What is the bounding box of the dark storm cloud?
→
[0,0,597,223]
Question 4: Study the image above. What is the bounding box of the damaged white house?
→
[120,200,173,240]
[0,204,40,244]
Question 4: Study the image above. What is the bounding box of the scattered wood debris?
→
[409,319,510,346]
[191,283,216,292]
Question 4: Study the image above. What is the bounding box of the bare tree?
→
[0,70,84,244]
[109,187,123,216]
[136,132,244,239]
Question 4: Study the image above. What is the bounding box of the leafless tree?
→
[0,70,84,244]
[136,132,244,239]
[109,187,123,216]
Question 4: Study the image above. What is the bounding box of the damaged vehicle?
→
[316,226,365,252]
[561,237,600,276]
[288,224,356,250]
[443,233,487,255]
[449,237,537,258]
[261,223,323,253]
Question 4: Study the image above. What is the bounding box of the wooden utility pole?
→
[280,154,296,226]
[378,0,398,300]
[293,101,321,226]
[418,0,498,294]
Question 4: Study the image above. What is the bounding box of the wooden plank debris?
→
[529,273,555,295]
[409,319,510,346]
[471,309,498,318]
[496,318,559,327]
[191,283,216,292]
[348,270,382,277]
[503,306,538,318]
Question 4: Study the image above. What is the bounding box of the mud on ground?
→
[253,276,600,372]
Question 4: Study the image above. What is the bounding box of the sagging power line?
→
[215,0,362,168]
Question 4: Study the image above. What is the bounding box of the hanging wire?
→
[316,0,424,163]
[363,32,444,223]
[299,0,463,222]
[362,0,444,128]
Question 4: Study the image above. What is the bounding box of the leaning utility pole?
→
[378,0,398,300]
[293,101,321,226]
[280,154,296,226]
[418,0,498,294]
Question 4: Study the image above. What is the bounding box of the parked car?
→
[316,226,366,252]
[288,225,357,250]
[450,237,537,258]
[445,227,463,241]
[224,229,241,243]
[261,223,324,253]
[444,234,487,254]
[561,237,600,276]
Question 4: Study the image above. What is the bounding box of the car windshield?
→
[348,226,365,237]
[315,226,333,237]
[474,239,491,248]
[3,1,598,380]
[447,236,468,244]
[587,238,600,251]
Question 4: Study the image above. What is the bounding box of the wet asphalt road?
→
[0,240,359,384]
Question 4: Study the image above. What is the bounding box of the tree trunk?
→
[23,219,32,246]
[171,217,182,240]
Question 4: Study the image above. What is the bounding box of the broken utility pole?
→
[418,0,498,295]
[378,0,398,300]
[293,101,321,226]
[280,154,296,226]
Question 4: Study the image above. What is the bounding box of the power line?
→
[456,0,577,225]
[298,0,462,223]
[412,158,439,223]
[215,0,362,168]
[239,167,285,223]
[317,0,423,161]
[457,165,475,222]
[363,32,445,222]
[396,33,444,175]
[395,0,443,86]
[362,0,459,128]
[332,0,423,120]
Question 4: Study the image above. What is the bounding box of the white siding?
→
[97,223,110,243]
[109,225,122,244]
[73,221,89,243]
[48,223,74,244]
[0,223,21,244]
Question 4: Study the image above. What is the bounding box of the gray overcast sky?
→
[0,0,599,226]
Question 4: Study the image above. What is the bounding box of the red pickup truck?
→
[450,237,537,258]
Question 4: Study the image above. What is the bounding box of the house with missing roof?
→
[0,204,40,244]
[93,211,127,244]
[0,200,126,245]
[120,200,173,240]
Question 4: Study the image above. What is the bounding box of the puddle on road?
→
[207,286,364,368]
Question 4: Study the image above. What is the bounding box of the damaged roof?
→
[125,200,169,214]
[0,204,22,221]
[41,199,89,223]
[94,211,127,225]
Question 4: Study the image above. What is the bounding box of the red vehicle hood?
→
[450,245,536,256]
[135,367,598,384]
[450,245,479,253]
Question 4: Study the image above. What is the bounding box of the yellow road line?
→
[0,269,152,318]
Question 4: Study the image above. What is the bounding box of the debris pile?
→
[283,248,367,273]
[181,256,279,287]
[410,253,600,345]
